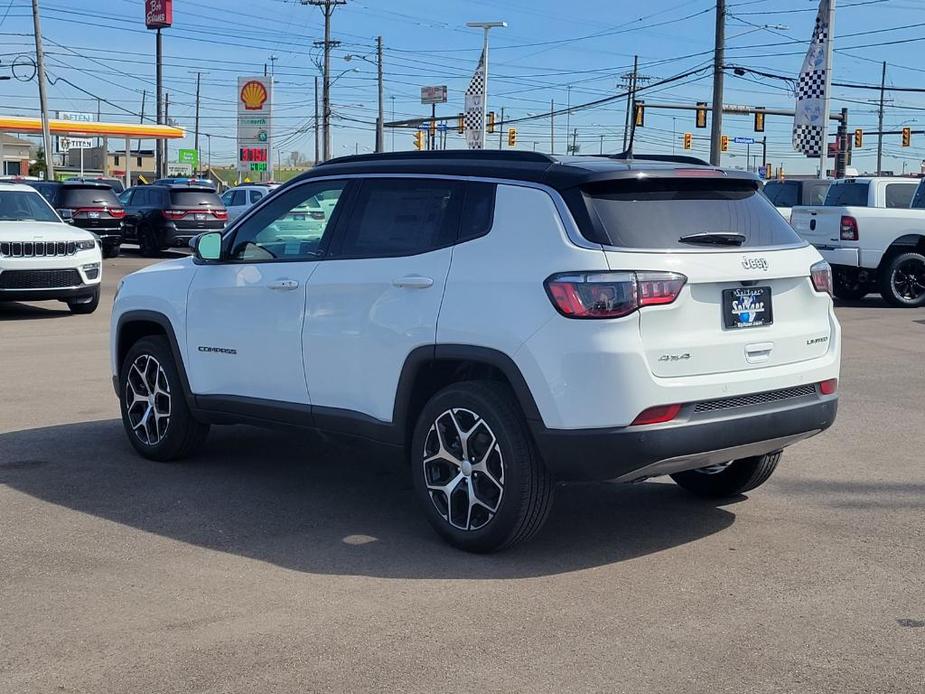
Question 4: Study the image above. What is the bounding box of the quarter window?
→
[334,179,462,258]
[229,181,347,261]
[885,183,917,209]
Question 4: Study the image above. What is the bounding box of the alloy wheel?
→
[124,354,171,446]
[422,408,504,531]
[892,258,925,302]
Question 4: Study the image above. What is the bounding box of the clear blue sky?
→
[1,0,924,174]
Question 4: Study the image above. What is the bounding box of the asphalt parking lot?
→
[1,252,923,694]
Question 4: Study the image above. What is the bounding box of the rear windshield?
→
[0,191,60,222]
[762,181,798,208]
[28,182,60,206]
[58,186,120,208]
[824,182,869,207]
[582,178,803,250]
[169,190,224,208]
[802,180,831,205]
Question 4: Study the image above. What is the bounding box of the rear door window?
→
[249,190,265,204]
[333,179,463,258]
[885,182,917,209]
[170,189,223,209]
[911,183,925,209]
[58,186,120,209]
[762,181,799,208]
[824,182,869,207]
[581,178,802,250]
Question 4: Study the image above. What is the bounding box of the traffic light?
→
[854,128,863,148]
[634,101,645,127]
[721,135,729,152]
[508,128,517,148]
[683,132,693,150]
[754,108,765,133]
[487,111,496,134]
[902,127,912,147]
[457,114,464,134]
[429,119,437,138]
[695,102,708,129]
[414,130,425,150]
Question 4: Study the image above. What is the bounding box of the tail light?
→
[545,271,686,319]
[819,379,838,395]
[839,215,858,241]
[109,207,125,219]
[810,260,833,295]
[631,403,683,426]
[212,209,228,221]
[162,209,187,221]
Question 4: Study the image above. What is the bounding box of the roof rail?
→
[607,151,711,166]
[318,150,557,166]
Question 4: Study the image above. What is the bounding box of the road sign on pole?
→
[733,136,755,145]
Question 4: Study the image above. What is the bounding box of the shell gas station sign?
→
[236,76,272,175]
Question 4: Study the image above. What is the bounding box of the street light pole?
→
[376,36,384,152]
[466,21,506,150]
[305,0,346,161]
[31,0,54,179]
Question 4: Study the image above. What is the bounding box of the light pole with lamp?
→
[465,21,506,150]
[344,37,384,152]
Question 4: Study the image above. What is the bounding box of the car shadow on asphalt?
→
[0,420,738,579]
[0,302,73,320]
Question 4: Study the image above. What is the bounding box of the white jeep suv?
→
[111,151,841,552]
[0,182,102,313]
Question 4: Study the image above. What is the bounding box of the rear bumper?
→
[532,392,838,482]
[815,246,860,268]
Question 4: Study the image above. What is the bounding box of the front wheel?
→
[138,224,161,258]
[411,381,554,553]
[119,335,209,461]
[671,451,782,498]
[880,252,925,308]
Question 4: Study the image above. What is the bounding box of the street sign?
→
[167,162,193,176]
[236,76,272,175]
[733,136,755,145]
[421,85,448,105]
[178,148,199,167]
[145,0,173,29]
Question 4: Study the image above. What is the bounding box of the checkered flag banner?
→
[464,50,486,150]
[793,0,831,157]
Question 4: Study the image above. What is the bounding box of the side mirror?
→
[191,231,223,262]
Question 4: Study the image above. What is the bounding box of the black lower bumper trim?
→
[532,396,838,482]
[0,286,98,302]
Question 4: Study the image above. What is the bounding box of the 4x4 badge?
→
[742,256,769,271]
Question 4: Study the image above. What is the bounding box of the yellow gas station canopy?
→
[0,116,185,139]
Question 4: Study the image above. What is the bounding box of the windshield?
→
[58,186,121,208]
[581,178,803,249]
[170,190,223,208]
[0,190,61,222]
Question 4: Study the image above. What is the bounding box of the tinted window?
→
[230,181,347,261]
[28,182,60,206]
[885,183,917,209]
[0,191,60,222]
[911,183,925,209]
[170,190,223,208]
[583,179,802,249]
[802,180,831,205]
[336,179,462,258]
[130,188,148,206]
[228,190,247,207]
[250,190,265,204]
[762,181,799,208]
[118,190,134,206]
[824,182,869,207]
[459,182,496,242]
[58,186,120,208]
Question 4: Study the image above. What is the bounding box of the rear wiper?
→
[679,232,746,246]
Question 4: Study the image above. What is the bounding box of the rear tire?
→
[138,224,161,258]
[66,286,100,314]
[832,268,868,301]
[879,252,925,308]
[103,243,121,258]
[119,335,209,462]
[411,380,554,553]
[671,451,782,498]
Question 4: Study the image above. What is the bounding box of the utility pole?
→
[761,135,767,173]
[550,99,555,154]
[314,75,319,165]
[499,106,505,149]
[164,91,170,173]
[565,85,571,153]
[193,72,202,174]
[600,134,604,155]
[305,0,346,162]
[709,0,725,166]
[877,60,886,176]
[31,0,54,179]
[156,27,164,178]
[571,127,578,155]
[138,89,146,152]
[376,35,384,152]
[622,56,638,151]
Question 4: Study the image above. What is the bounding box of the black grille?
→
[0,240,76,257]
[0,269,83,289]
[694,384,818,413]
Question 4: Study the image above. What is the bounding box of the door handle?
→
[268,279,299,291]
[392,275,434,289]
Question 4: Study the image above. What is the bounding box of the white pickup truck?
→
[791,177,925,306]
